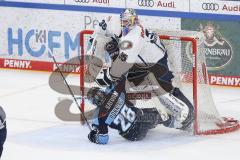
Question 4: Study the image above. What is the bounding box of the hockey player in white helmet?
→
[120,8,139,36]
[86,8,194,132]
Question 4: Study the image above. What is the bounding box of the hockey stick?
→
[51,55,92,131]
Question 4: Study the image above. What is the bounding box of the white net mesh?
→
[80,29,239,135]
[154,30,223,134]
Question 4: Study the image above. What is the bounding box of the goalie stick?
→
[51,55,92,131]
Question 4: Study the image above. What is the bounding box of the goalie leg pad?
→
[159,88,194,130]
[171,88,194,130]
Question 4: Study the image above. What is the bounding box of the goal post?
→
[79,29,240,135]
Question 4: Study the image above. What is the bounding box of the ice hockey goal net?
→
[79,29,240,135]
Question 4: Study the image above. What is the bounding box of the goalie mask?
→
[120,8,138,36]
[87,87,106,106]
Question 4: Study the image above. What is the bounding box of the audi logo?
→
[202,3,219,11]
[138,0,154,7]
[74,0,90,3]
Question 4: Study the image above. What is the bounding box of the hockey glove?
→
[99,20,107,31]
[145,29,157,43]
[95,68,113,87]
[88,129,109,145]
[105,38,120,62]
[149,32,158,44]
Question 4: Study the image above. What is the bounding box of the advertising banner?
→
[2,0,64,4]
[1,0,240,16]
[126,0,189,12]
[209,75,240,87]
[0,6,180,72]
[182,19,240,86]
[190,0,240,15]
[65,0,125,8]
[0,7,85,63]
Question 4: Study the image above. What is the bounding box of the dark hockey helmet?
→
[87,87,106,106]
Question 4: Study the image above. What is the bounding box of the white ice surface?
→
[0,69,239,160]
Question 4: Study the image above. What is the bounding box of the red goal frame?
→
[79,29,240,135]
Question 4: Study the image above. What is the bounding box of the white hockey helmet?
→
[120,8,138,36]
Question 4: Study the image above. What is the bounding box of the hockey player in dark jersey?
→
[87,77,169,144]
[0,106,6,157]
